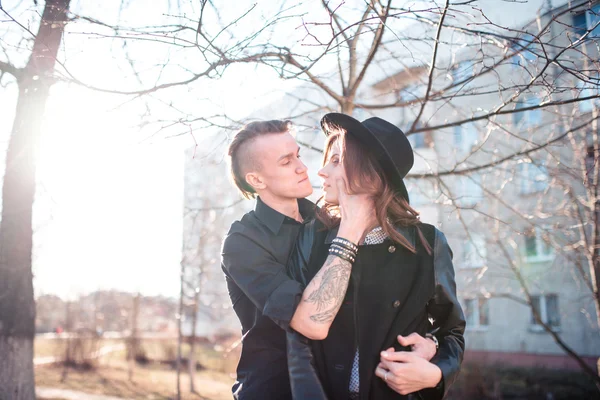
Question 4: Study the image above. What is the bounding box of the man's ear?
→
[245,172,266,191]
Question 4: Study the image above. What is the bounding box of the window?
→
[456,174,483,207]
[465,297,489,328]
[573,4,600,38]
[576,73,599,114]
[518,160,549,194]
[405,122,431,149]
[410,133,427,149]
[405,180,430,207]
[522,227,553,262]
[454,123,478,152]
[510,33,538,66]
[513,96,542,128]
[407,126,432,150]
[452,60,474,82]
[463,234,487,268]
[530,294,560,330]
[400,84,421,102]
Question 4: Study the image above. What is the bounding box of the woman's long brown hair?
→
[316,128,432,255]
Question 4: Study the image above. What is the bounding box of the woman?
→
[286,113,465,400]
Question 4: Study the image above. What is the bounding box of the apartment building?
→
[182,0,600,369]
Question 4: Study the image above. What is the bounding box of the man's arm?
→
[222,221,363,339]
[380,333,438,362]
[419,229,466,399]
[222,226,305,330]
[376,229,465,399]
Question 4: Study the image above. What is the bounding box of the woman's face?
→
[318,140,347,205]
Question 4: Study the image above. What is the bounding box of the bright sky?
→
[0,0,310,299]
[28,69,302,299]
[30,85,184,298]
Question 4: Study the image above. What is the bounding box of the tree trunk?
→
[61,301,72,382]
[188,290,199,393]
[340,100,355,115]
[590,110,600,379]
[0,1,71,398]
[0,339,35,400]
[176,262,185,400]
[128,293,141,381]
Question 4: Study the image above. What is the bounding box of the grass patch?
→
[38,398,68,400]
[35,337,237,400]
[35,338,120,359]
[138,339,239,374]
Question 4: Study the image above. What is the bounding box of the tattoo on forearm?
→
[304,255,352,324]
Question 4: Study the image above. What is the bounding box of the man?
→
[221,120,439,399]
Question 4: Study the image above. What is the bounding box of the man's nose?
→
[296,159,308,173]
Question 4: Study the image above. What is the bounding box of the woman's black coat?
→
[285,220,465,400]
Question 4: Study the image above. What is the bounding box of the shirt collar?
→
[325,223,415,247]
[255,197,316,235]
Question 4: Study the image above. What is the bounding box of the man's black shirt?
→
[221,197,315,400]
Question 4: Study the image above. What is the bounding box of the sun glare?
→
[33,85,183,298]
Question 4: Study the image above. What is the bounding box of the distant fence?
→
[464,350,599,373]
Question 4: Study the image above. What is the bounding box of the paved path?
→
[37,332,176,339]
[36,386,131,400]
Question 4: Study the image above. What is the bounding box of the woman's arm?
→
[289,221,363,340]
[289,179,375,340]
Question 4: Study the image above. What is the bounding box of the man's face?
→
[248,132,313,200]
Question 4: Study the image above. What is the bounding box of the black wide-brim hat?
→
[320,113,414,202]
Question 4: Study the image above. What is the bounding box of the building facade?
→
[182,0,600,369]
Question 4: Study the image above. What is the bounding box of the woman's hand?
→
[336,179,376,244]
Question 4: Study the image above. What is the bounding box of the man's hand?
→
[375,351,442,395]
[399,333,437,361]
[380,333,437,365]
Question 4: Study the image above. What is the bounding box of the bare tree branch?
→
[0,60,22,80]
[409,0,450,132]
[349,0,390,96]
[410,115,599,178]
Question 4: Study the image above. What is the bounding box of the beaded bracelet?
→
[332,237,358,252]
[330,240,356,253]
[329,243,357,259]
[329,244,356,263]
[329,250,355,264]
